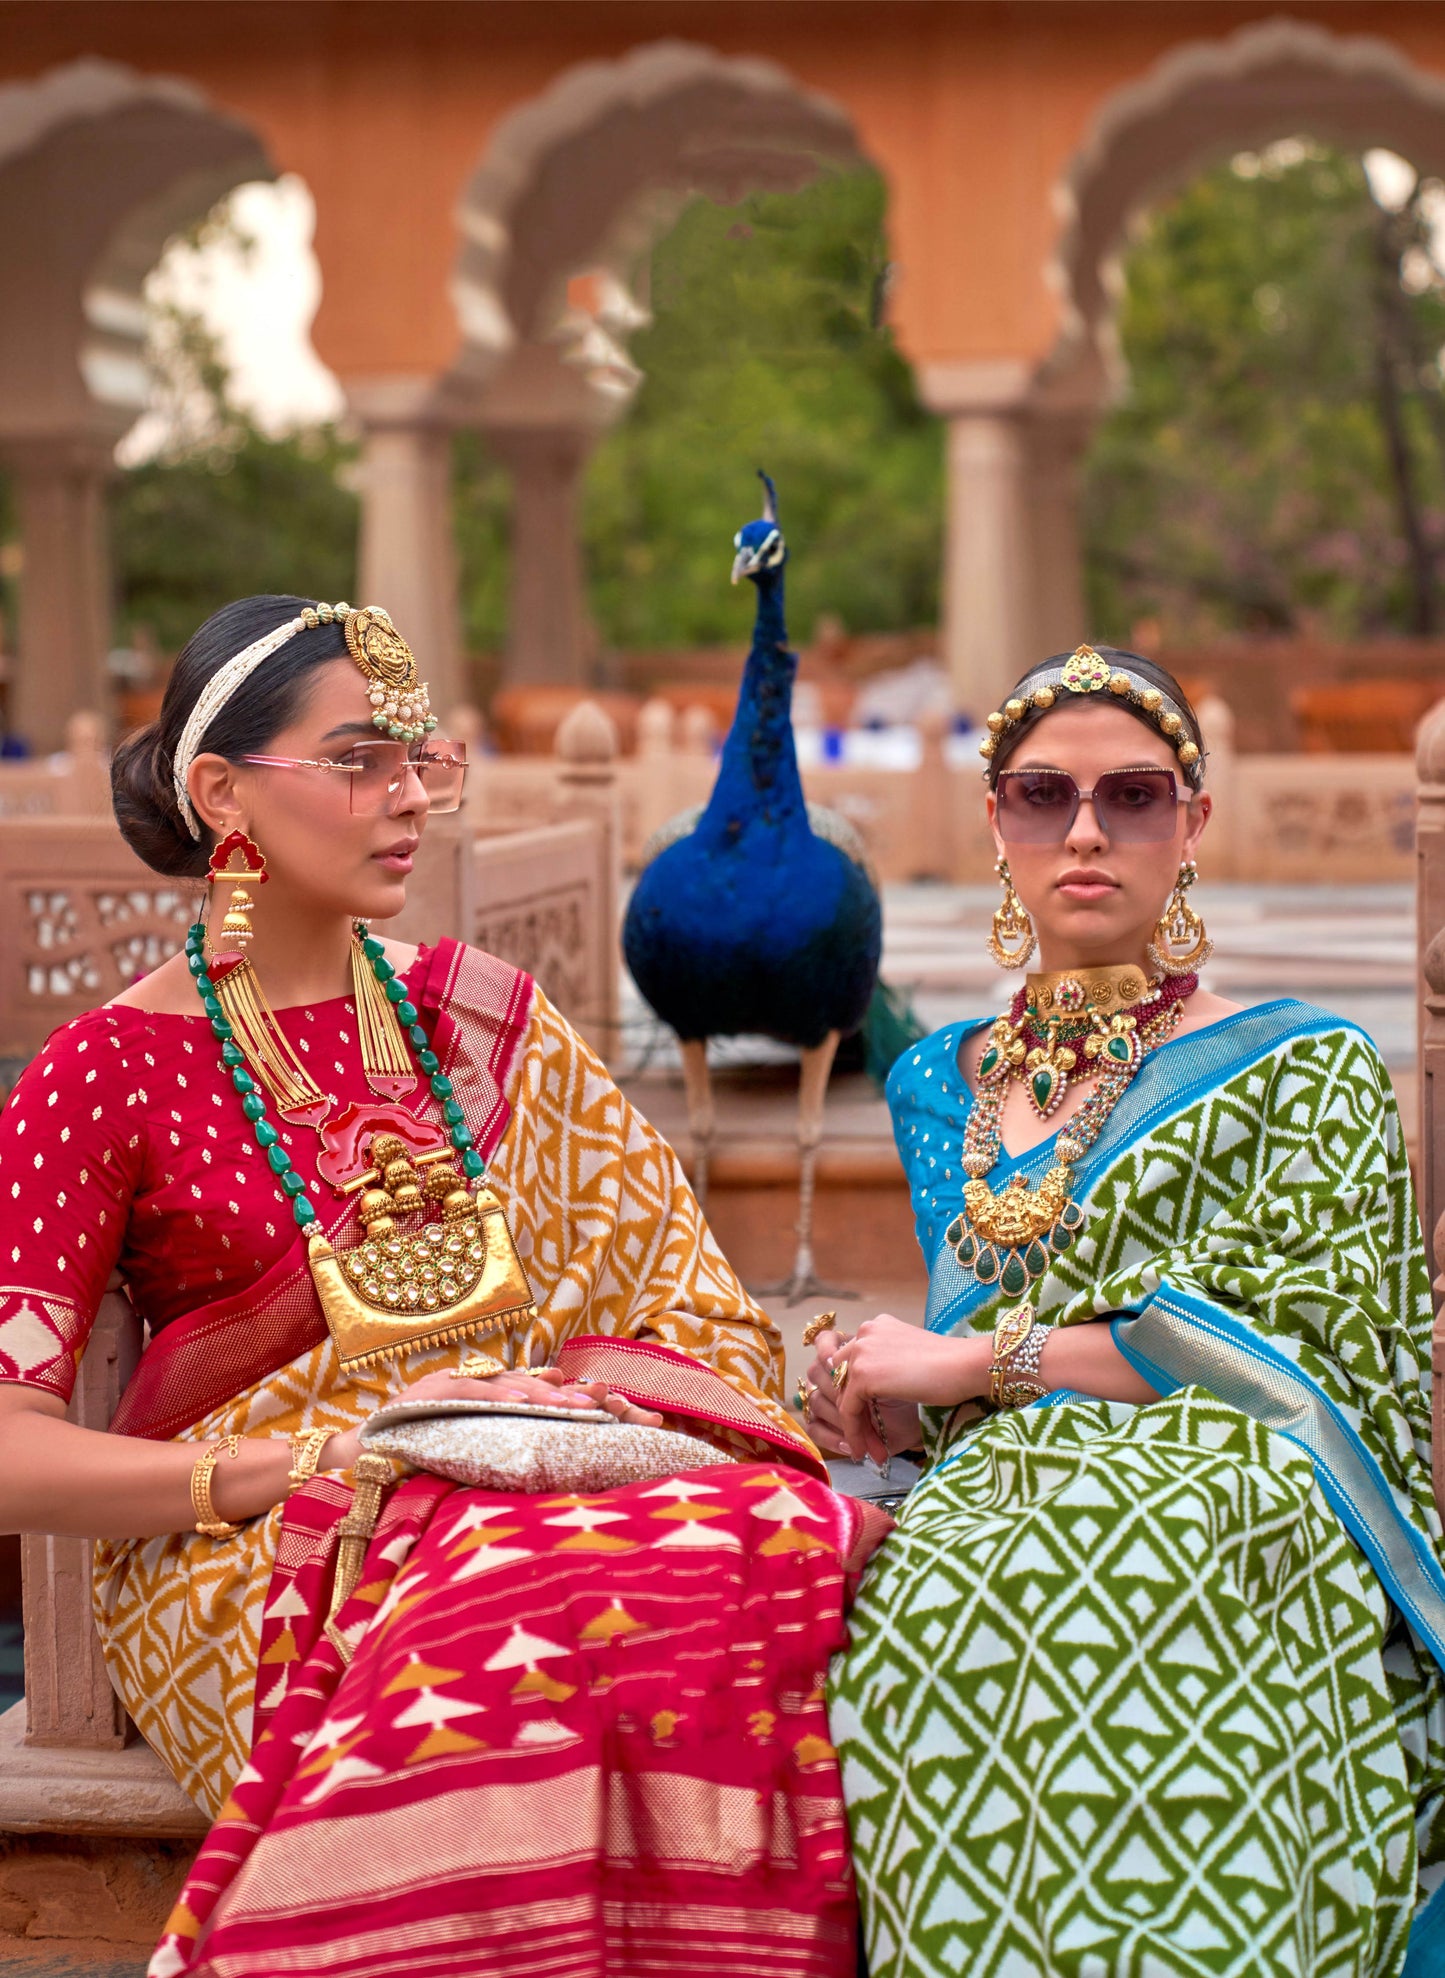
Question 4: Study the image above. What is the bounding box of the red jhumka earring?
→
[206,830,267,950]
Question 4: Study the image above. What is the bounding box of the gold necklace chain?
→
[207,933,416,1127]
[946,987,1189,1300]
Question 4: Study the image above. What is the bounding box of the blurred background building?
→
[10,6,1445,1848]
[0,4,1443,755]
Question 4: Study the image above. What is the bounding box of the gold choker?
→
[1024,963,1152,1022]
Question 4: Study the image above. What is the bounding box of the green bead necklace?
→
[185,918,486,1234]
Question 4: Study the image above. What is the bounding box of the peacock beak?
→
[731,551,755,585]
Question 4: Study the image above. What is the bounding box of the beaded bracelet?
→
[989,1310,1053,1410]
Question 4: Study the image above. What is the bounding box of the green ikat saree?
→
[831,1002,1445,1977]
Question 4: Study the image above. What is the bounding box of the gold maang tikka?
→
[298,602,436,744]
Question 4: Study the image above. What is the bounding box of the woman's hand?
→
[824,1314,990,1465]
[319,1364,663,1474]
[801,1323,921,1462]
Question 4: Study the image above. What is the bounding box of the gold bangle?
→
[801,1311,838,1350]
[989,1304,1036,1410]
[453,1351,506,1380]
[287,1428,333,1495]
[191,1435,242,1539]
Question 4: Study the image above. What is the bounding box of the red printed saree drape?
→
[150,1465,889,1978]
[0,936,874,1975]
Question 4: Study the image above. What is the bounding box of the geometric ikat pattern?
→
[858,1014,1445,1971]
[94,987,801,1817]
[831,1392,1417,1977]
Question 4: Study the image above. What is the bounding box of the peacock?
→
[623,473,884,1303]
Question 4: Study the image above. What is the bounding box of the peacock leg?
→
[756,1029,855,1306]
[679,1037,715,1210]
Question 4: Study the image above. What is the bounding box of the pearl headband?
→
[978,645,1205,790]
[172,601,433,839]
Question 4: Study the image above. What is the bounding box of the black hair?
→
[987,645,1206,786]
[111,594,350,878]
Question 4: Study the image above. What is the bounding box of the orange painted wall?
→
[4,2,1445,381]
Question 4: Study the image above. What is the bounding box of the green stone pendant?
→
[1031,1067,1058,1112]
[975,1244,1000,1284]
[979,1045,1001,1078]
[1106,1035,1132,1063]
[999,1251,1029,1298]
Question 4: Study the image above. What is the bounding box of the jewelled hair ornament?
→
[978,644,1204,790]
[172,601,433,838]
[309,602,435,745]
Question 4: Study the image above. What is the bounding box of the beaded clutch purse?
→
[358,1395,733,1494]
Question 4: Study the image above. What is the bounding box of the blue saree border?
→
[1116,1283,1445,1669]
[1404,1878,1445,1976]
[910,998,1361,1338]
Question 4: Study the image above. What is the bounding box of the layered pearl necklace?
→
[945,963,1198,1300]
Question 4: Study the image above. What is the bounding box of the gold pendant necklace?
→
[198,915,537,1374]
[950,968,1194,1298]
[307,1132,536,1373]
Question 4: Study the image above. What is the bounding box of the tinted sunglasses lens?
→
[413,739,467,814]
[344,743,407,815]
[1095,769,1178,842]
[996,772,1078,843]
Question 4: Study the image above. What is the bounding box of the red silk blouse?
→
[0,950,456,1403]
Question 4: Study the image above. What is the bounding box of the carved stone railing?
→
[0,713,623,1074]
[1415,699,1445,1524]
[0,711,112,821]
[393,702,621,1059]
[462,691,1423,885]
[0,818,198,1062]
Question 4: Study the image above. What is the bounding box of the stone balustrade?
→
[0,707,622,1083]
[456,691,1422,886]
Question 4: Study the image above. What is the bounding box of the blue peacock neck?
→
[698,570,807,841]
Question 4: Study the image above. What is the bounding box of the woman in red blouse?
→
[0,595,884,1978]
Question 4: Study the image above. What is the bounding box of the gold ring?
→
[455,1352,506,1380]
[794,1381,814,1422]
[830,1359,850,1395]
[801,1311,838,1350]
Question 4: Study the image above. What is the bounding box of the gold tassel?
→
[349,940,415,1089]
[213,958,326,1117]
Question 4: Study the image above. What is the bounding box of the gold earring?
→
[207,830,268,952]
[1147,860,1212,976]
[987,858,1036,970]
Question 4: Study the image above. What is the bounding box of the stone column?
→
[939,411,1032,716]
[1026,407,1094,654]
[4,435,114,752]
[486,424,595,686]
[921,364,1037,717]
[348,379,465,718]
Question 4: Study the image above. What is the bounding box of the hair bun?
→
[111,722,210,880]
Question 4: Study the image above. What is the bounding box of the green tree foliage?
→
[451,431,513,657]
[1086,141,1445,640]
[453,168,944,654]
[111,299,357,653]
